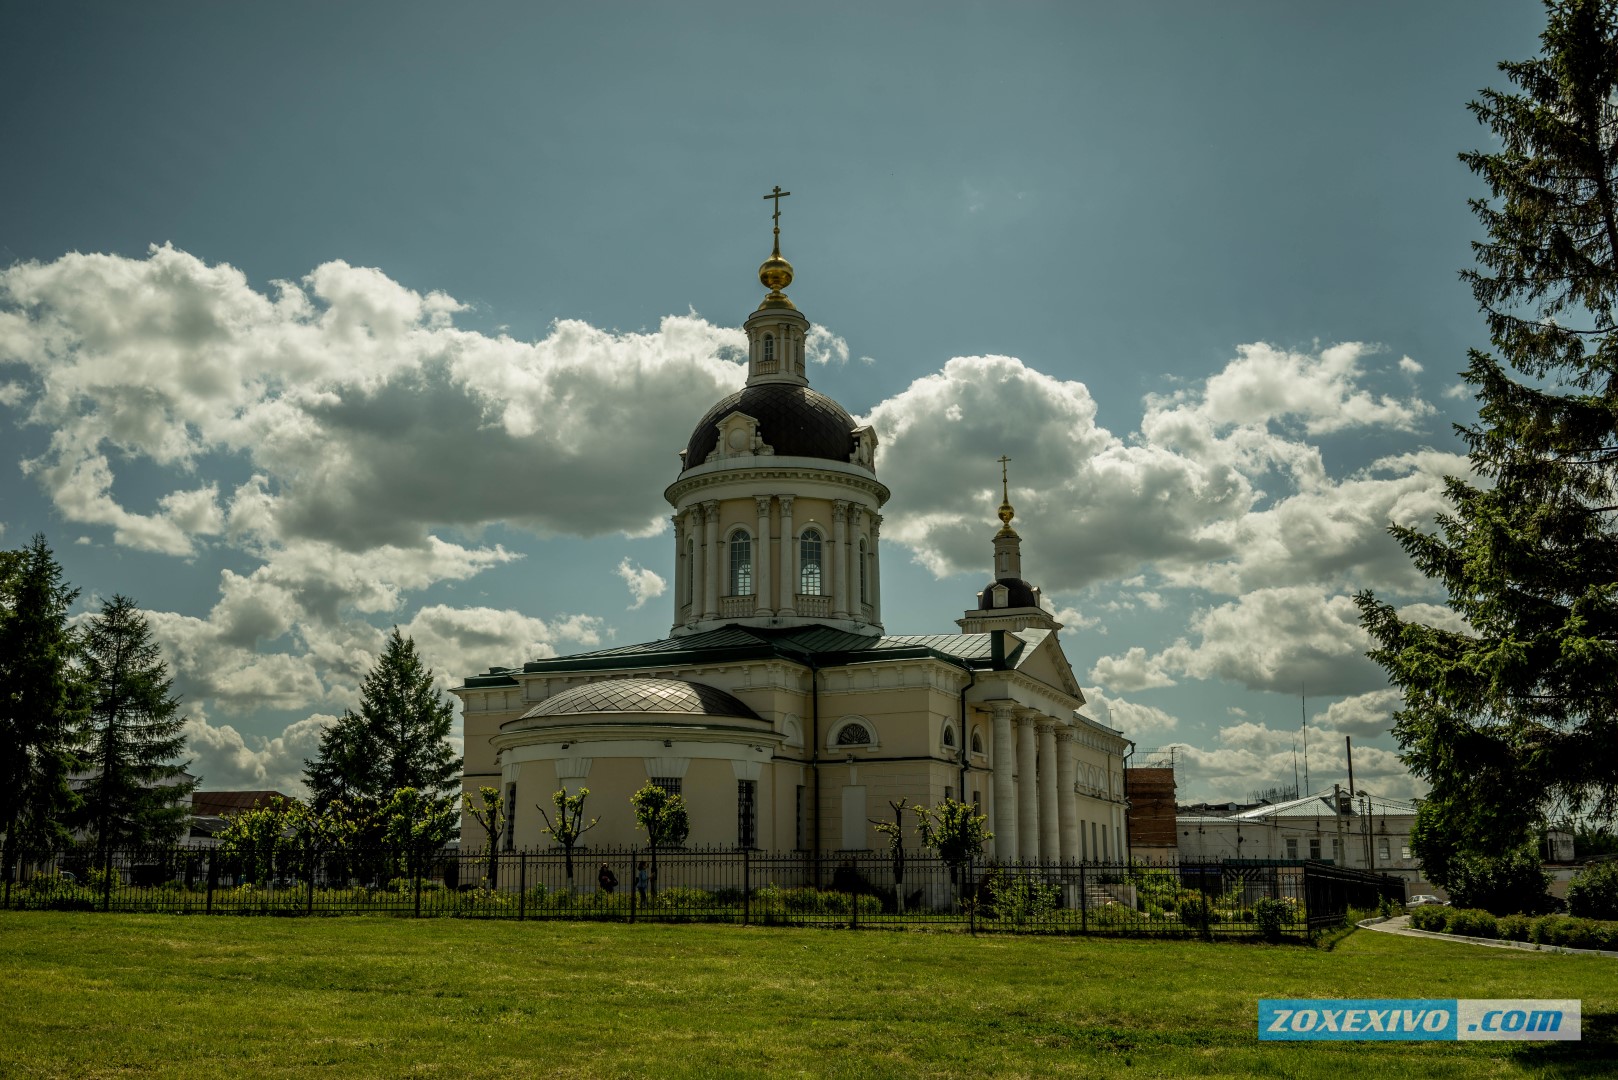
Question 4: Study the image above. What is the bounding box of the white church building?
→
[453,200,1132,861]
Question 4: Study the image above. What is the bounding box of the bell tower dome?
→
[665,188,888,637]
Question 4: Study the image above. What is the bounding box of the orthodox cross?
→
[998,454,1011,501]
[762,185,791,252]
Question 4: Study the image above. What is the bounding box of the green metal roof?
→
[459,624,1017,687]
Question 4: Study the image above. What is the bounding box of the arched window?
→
[836,721,872,746]
[762,334,775,362]
[971,729,984,754]
[858,538,868,602]
[942,723,957,749]
[799,529,823,595]
[729,529,753,595]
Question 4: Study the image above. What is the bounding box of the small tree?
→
[913,798,992,900]
[285,798,359,893]
[630,783,689,898]
[870,798,909,912]
[538,787,599,888]
[216,797,295,886]
[381,787,458,887]
[75,594,196,869]
[464,786,507,889]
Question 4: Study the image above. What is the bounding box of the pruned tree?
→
[539,786,599,887]
[629,782,688,898]
[464,785,507,889]
[382,786,458,886]
[1357,0,1618,879]
[913,798,992,899]
[216,796,294,886]
[0,536,86,877]
[870,797,909,912]
[74,594,196,867]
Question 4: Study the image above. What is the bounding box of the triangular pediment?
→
[1009,628,1086,704]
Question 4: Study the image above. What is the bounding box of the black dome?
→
[684,384,857,471]
[977,577,1040,610]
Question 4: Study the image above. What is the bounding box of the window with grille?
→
[799,529,823,594]
[1331,838,1344,863]
[836,721,872,746]
[736,779,757,848]
[1378,842,1390,861]
[729,530,752,595]
[1401,845,1412,860]
[650,776,682,797]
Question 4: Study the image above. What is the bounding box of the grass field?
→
[0,914,1612,1078]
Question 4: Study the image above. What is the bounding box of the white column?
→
[754,496,772,616]
[778,495,796,616]
[1056,729,1079,864]
[849,505,866,617]
[1038,721,1060,863]
[1016,711,1040,862]
[869,513,883,626]
[832,500,850,619]
[702,500,720,620]
[991,703,1018,861]
[671,514,685,624]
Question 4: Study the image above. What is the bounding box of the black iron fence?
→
[1,845,1403,938]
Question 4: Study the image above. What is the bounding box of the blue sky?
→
[0,1,1543,800]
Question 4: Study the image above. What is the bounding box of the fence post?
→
[1079,863,1087,934]
[206,851,216,914]
[742,847,750,926]
[850,862,858,930]
[518,852,527,921]
[629,846,637,924]
[101,852,113,912]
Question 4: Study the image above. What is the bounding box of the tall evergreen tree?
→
[0,536,85,867]
[304,628,461,810]
[74,595,197,859]
[1357,0,1618,859]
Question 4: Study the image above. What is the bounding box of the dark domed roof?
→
[977,577,1040,610]
[684,384,857,470]
[516,678,762,722]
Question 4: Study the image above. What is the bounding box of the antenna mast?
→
[1300,683,1310,796]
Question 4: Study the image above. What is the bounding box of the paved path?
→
[1363,914,1618,958]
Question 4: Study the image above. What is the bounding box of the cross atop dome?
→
[757,185,796,311]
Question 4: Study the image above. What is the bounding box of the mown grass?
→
[0,913,1612,1078]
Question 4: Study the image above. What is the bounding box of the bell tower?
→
[959,457,1062,634]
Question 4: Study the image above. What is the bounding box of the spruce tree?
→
[0,536,85,868]
[304,628,461,810]
[1357,0,1618,859]
[75,594,197,859]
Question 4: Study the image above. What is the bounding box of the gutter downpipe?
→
[958,664,977,804]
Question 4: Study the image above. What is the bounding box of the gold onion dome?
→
[757,251,795,309]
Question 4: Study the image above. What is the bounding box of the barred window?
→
[650,776,682,797]
[799,529,823,595]
[737,779,757,849]
[836,721,872,746]
[729,530,752,595]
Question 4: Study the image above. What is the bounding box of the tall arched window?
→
[858,538,868,603]
[729,529,753,596]
[762,334,775,363]
[799,529,823,595]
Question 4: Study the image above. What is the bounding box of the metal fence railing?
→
[0,845,1404,938]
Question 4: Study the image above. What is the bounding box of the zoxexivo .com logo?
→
[1258,999,1581,1041]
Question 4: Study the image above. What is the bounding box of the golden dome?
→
[759,253,793,292]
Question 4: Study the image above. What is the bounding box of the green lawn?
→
[0,914,1612,1078]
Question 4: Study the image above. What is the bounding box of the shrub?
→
[1445,908,1498,938]
[1567,860,1618,920]
[1409,905,1449,931]
[1253,897,1290,942]
[1497,913,1531,941]
[1178,892,1214,937]
[1446,849,1553,915]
